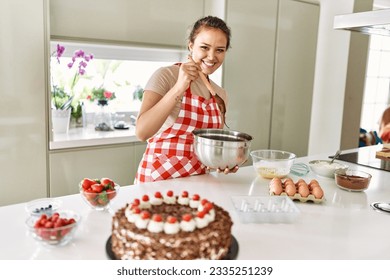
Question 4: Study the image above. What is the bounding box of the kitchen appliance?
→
[331,145,390,172]
[334,8,390,36]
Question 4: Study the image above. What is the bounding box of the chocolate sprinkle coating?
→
[111,201,233,260]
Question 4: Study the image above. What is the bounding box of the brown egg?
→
[296,179,306,186]
[269,178,283,195]
[309,179,321,191]
[311,186,324,199]
[297,181,310,197]
[284,178,294,184]
[285,182,297,196]
[310,179,320,185]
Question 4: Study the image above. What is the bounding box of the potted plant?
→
[50,44,93,133]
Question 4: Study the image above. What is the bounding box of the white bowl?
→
[309,160,349,178]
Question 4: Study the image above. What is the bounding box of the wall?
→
[50,0,204,47]
[0,0,48,206]
[308,0,372,155]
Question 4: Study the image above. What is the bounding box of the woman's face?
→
[189,27,228,76]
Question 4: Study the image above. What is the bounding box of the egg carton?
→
[231,195,300,224]
[269,191,324,204]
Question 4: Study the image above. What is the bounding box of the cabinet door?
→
[50,0,204,46]
[0,0,48,206]
[50,145,134,196]
[224,0,278,151]
[270,0,319,156]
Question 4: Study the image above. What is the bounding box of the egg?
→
[269,178,283,195]
[311,186,324,199]
[284,182,297,196]
[297,180,310,197]
[268,177,325,203]
[309,179,321,190]
[284,178,294,184]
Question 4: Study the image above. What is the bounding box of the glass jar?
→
[94,100,113,131]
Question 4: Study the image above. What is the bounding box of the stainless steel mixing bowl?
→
[192,129,253,169]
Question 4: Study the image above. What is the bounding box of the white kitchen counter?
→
[1,149,390,260]
[50,124,139,150]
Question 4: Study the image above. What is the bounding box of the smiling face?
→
[188,27,228,76]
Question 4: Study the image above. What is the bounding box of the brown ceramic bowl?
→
[334,169,372,192]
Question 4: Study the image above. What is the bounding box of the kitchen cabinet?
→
[49,0,204,47]
[49,142,146,197]
[270,0,319,156]
[224,0,319,157]
[224,0,278,151]
[0,0,48,206]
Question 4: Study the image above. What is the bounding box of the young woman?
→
[135,16,236,183]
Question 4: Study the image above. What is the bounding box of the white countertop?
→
[2,149,390,260]
[50,125,139,150]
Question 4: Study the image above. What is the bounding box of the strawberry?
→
[201,199,208,205]
[152,214,162,222]
[96,193,109,206]
[106,189,116,200]
[197,211,206,218]
[54,219,64,228]
[166,190,174,197]
[101,177,115,189]
[181,191,189,198]
[133,198,140,206]
[140,211,150,220]
[166,216,177,223]
[91,183,104,193]
[34,213,76,242]
[81,178,96,190]
[182,214,192,222]
[204,202,214,211]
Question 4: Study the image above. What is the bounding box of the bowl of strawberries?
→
[26,210,80,246]
[79,177,119,211]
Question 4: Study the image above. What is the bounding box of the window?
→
[360,34,390,132]
[50,41,187,127]
[49,40,223,149]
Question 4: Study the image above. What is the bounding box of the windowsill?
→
[49,124,139,150]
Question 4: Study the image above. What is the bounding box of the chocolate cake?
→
[111,190,233,260]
